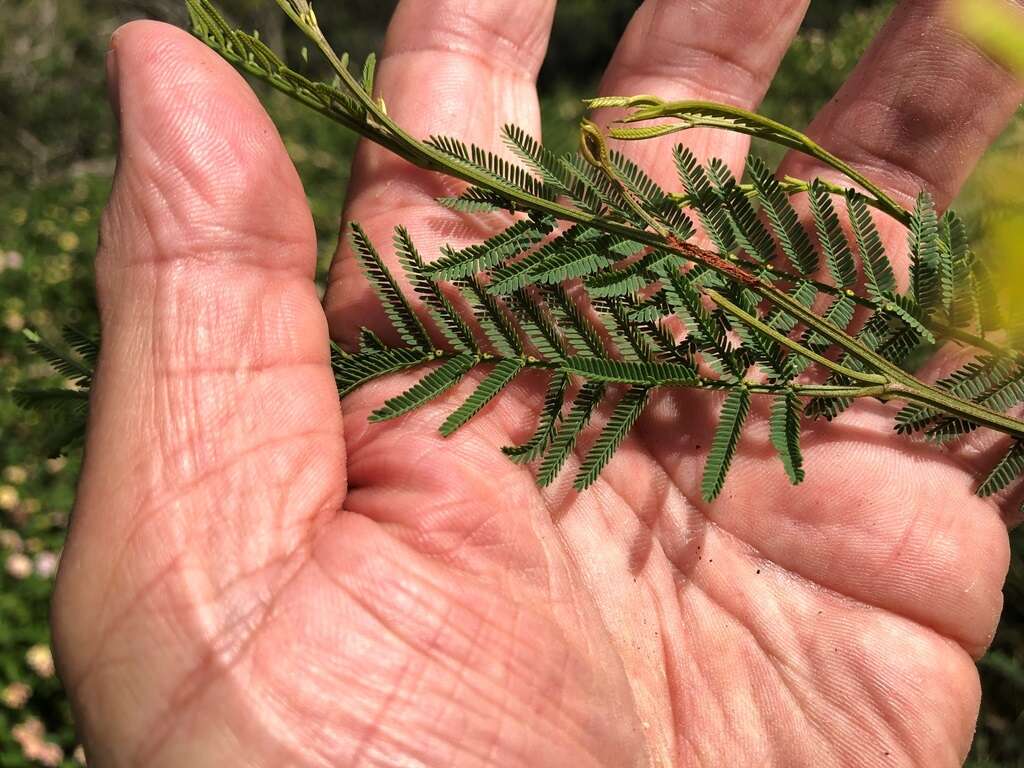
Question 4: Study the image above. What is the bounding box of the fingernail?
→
[106,33,121,117]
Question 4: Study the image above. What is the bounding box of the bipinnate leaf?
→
[847,193,895,300]
[45,8,1024,505]
[440,359,524,436]
[537,381,606,487]
[809,182,856,288]
[561,357,697,385]
[702,386,751,502]
[574,386,650,490]
[350,223,431,350]
[334,347,438,398]
[977,440,1024,497]
[748,156,817,275]
[770,389,805,484]
[394,227,478,352]
[503,373,569,463]
[908,192,944,314]
[370,353,477,422]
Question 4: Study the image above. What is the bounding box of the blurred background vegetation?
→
[0,0,1021,764]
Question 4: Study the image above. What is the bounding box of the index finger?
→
[323,0,556,346]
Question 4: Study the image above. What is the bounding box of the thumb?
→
[53,18,345,749]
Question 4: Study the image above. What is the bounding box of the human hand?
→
[53,2,1024,766]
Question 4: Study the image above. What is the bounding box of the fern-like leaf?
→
[574,386,650,490]
[431,218,546,280]
[439,359,524,436]
[502,124,572,194]
[334,347,435,397]
[707,158,775,264]
[459,279,522,357]
[438,186,507,213]
[350,223,431,350]
[562,357,697,385]
[921,361,1024,442]
[597,298,657,362]
[881,293,936,345]
[537,380,606,487]
[765,280,818,335]
[508,289,568,360]
[61,326,100,366]
[558,153,619,215]
[23,329,92,387]
[503,372,569,463]
[657,266,739,377]
[426,136,555,200]
[908,192,944,314]
[702,386,751,501]
[977,441,1024,497]
[106,13,1024,504]
[394,227,478,352]
[584,251,681,299]
[359,327,388,353]
[940,210,976,327]
[369,353,477,422]
[770,389,805,484]
[12,388,90,410]
[528,241,616,285]
[544,286,606,356]
[809,182,856,288]
[801,293,857,351]
[847,193,896,300]
[748,156,817,275]
[487,225,592,295]
[673,146,737,254]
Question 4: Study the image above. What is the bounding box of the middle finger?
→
[595,0,811,187]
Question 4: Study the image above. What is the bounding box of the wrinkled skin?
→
[53,1,1024,766]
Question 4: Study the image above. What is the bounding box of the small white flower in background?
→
[6,250,24,269]
[73,745,87,764]
[3,310,25,332]
[0,484,19,510]
[0,528,24,552]
[57,231,80,252]
[5,552,32,580]
[12,717,64,767]
[1,681,31,709]
[34,551,60,578]
[25,645,55,679]
[2,465,28,484]
[44,457,66,474]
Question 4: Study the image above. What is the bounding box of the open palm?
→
[53,2,1024,766]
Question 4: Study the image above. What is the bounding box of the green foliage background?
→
[0,0,1020,764]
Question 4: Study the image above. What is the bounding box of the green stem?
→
[765,286,1024,438]
[409,350,891,400]
[706,289,888,385]
[603,97,909,225]
[667,176,875,213]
